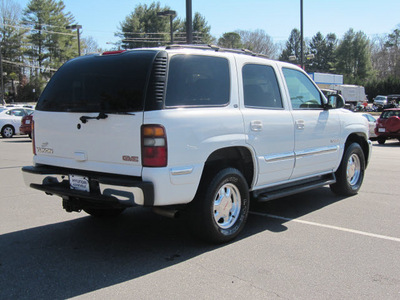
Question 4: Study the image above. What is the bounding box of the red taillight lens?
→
[32,119,36,155]
[141,125,167,167]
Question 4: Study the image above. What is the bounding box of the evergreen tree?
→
[118,2,213,48]
[23,0,76,74]
[192,12,213,44]
[335,28,372,83]
[307,32,337,73]
[279,28,304,64]
[384,27,400,78]
[118,2,171,49]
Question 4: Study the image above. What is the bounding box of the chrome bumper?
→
[22,165,154,207]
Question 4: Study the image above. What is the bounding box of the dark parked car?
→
[375,108,400,144]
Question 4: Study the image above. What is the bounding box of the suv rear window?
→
[36,50,157,113]
[380,110,400,119]
[165,55,230,107]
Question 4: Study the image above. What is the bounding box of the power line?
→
[2,59,57,72]
[2,23,75,37]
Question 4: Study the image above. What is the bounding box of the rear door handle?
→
[250,120,263,131]
[295,120,305,130]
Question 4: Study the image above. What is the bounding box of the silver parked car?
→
[373,95,387,107]
[357,112,377,140]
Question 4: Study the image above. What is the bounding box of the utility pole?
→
[0,35,4,104]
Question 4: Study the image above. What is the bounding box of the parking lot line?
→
[250,212,400,243]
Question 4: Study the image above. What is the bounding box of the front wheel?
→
[188,168,250,243]
[330,143,365,196]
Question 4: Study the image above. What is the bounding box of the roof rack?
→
[165,44,270,59]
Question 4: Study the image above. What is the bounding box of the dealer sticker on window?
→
[378,128,386,133]
[69,175,90,192]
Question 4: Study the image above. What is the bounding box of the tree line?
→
[1,0,400,102]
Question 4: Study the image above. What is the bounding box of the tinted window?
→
[165,55,230,107]
[36,51,157,112]
[243,64,283,108]
[381,110,400,119]
[282,68,323,109]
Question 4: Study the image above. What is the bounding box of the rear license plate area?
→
[69,175,90,192]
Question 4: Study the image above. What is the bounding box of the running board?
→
[254,174,336,202]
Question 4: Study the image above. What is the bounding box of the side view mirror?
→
[326,94,345,109]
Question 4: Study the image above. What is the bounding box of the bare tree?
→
[82,36,102,54]
[236,29,277,58]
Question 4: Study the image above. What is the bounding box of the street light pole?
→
[169,14,174,44]
[66,24,82,56]
[186,0,193,44]
[157,10,176,44]
[300,0,304,69]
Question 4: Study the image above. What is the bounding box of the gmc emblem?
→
[122,155,139,162]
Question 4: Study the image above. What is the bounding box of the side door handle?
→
[295,119,305,130]
[250,120,263,131]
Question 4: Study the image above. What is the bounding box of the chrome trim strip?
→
[264,152,295,163]
[295,145,339,158]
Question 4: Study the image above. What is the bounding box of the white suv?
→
[22,45,372,243]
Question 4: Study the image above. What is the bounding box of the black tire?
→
[330,143,365,196]
[83,207,125,217]
[1,125,14,138]
[188,168,250,243]
[377,137,386,145]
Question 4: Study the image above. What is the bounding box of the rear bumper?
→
[375,131,400,138]
[19,125,31,135]
[22,165,154,208]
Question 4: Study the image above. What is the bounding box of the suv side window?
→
[282,68,323,109]
[165,55,230,107]
[243,64,283,108]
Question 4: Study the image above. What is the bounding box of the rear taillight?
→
[141,125,167,167]
[32,119,36,155]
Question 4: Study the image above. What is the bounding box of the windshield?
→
[36,50,157,113]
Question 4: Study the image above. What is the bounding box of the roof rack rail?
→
[165,44,271,59]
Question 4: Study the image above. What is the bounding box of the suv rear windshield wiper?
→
[80,112,108,123]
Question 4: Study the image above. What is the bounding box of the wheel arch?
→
[344,133,370,167]
[200,146,254,189]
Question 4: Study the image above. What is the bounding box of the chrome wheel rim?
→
[347,153,361,186]
[213,183,241,229]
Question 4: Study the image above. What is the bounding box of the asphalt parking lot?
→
[0,136,399,299]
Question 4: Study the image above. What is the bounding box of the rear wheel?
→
[1,125,14,138]
[330,143,365,196]
[188,168,249,243]
[83,208,125,217]
[377,137,386,144]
